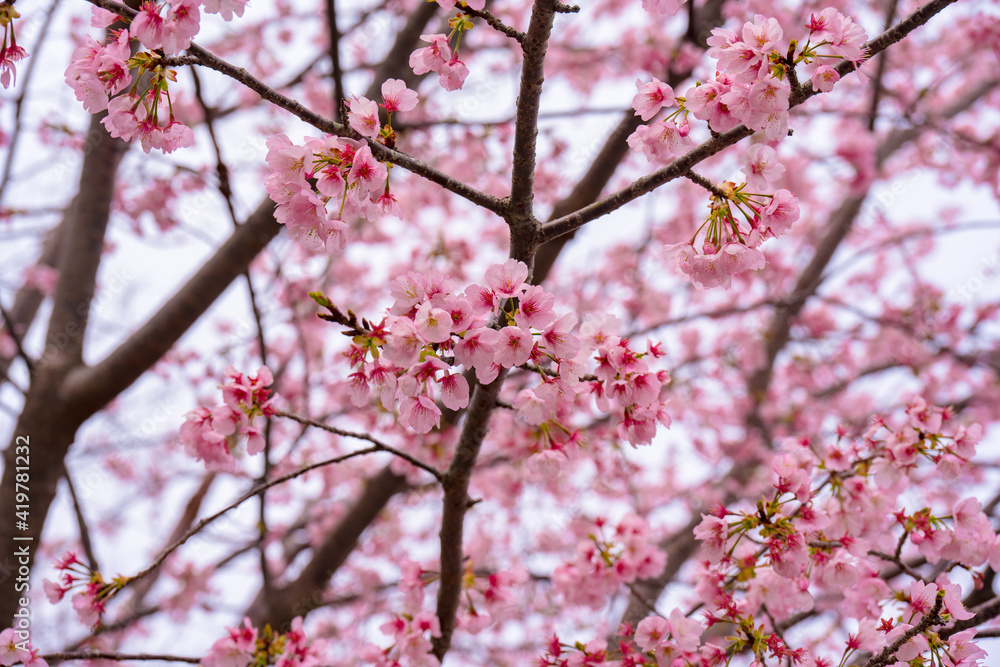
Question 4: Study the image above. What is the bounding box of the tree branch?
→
[461,5,525,43]
[539,0,960,244]
[508,0,557,223]
[275,409,444,480]
[432,369,510,660]
[125,447,381,592]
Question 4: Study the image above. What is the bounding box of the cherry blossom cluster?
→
[626,78,692,162]
[0,628,45,667]
[685,10,867,139]
[0,3,27,89]
[530,401,990,667]
[332,260,670,445]
[686,399,990,665]
[409,12,475,92]
[179,365,277,471]
[348,79,420,145]
[42,552,128,629]
[626,11,868,290]
[265,133,392,255]
[552,515,666,610]
[359,612,441,667]
[64,25,193,153]
[536,635,612,667]
[392,557,525,637]
[64,2,247,153]
[129,0,249,55]
[664,178,800,289]
[202,617,325,667]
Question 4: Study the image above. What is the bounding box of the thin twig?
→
[41,653,200,664]
[0,0,63,204]
[460,5,525,43]
[123,446,381,589]
[275,410,444,480]
[685,171,727,199]
[85,0,507,216]
[64,472,100,573]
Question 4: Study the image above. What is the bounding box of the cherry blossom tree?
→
[1,0,1000,665]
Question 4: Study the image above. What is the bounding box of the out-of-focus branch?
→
[61,195,281,414]
[0,0,62,202]
[64,472,100,572]
[325,0,346,122]
[0,112,128,626]
[126,447,382,593]
[245,464,409,629]
[0,218,65,384]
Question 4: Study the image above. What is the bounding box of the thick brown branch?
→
[61,196,281,414]
[0,113,127,626]
[431,370,510,660]
[508,0,558,222]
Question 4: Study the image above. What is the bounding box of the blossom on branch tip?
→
[65,31,131,113]
[103,91,195,154]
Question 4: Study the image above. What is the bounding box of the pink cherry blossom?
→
[741,144,785,191]
[494,326,534,367]
[627,120,693,162]
[348,96,381,139]
[414,302,452,343]
[381,79,418,113]
[484,259,528,298]
[438,57,470,91]
[439,372,470,410]
[742,14,782,56]
[748,78,789,113]
[64,31,131,113]
[409,34,451,75]
[515,284,556,329]
[812,65,840,92]
[759,188,800,236]
[399,395,442,433]
[632,77,675,121]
